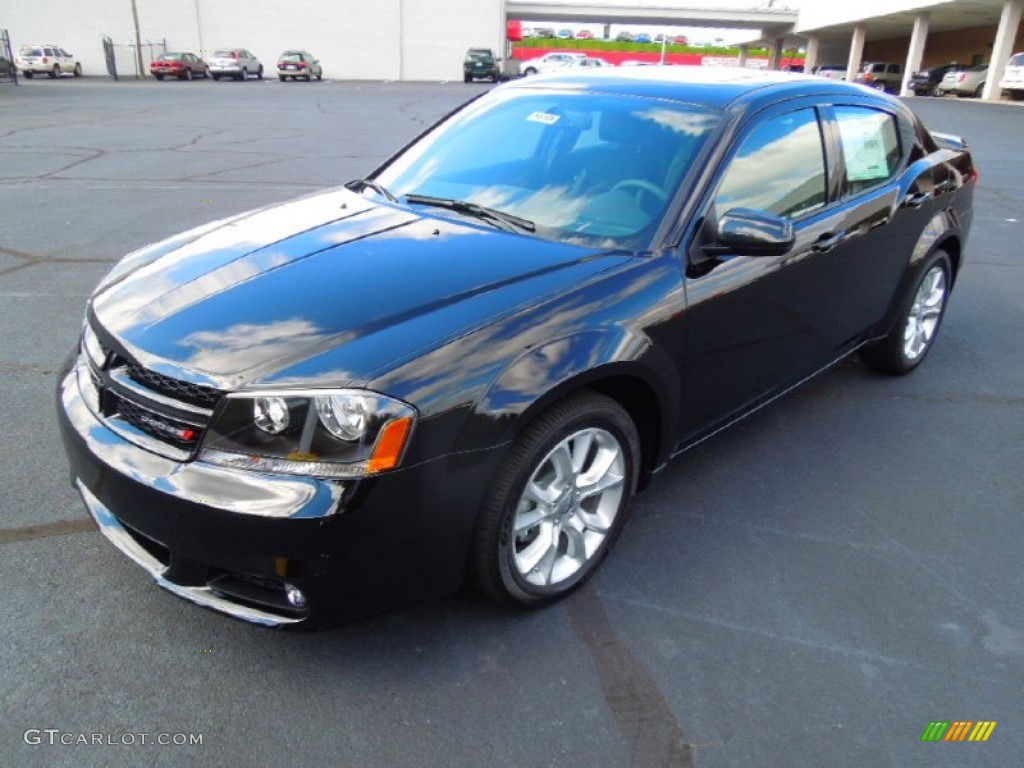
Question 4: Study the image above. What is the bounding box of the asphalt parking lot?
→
[1,77,1021,767]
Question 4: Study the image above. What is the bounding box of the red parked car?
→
[150,52,208,81]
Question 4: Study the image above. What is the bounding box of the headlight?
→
[200,390,416,478]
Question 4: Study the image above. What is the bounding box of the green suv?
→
[464,48,500,83]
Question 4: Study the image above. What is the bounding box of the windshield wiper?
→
[345,178,398,202]
[405,194,535,233]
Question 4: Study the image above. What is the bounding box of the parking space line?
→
[0,518,96,544]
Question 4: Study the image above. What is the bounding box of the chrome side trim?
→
[78,481,302,627]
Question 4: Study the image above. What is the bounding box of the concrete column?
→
[738,44,749,69]
[845,24,866,83]
[770,37,784,70]
[902,12,930,95]
[983,0,1023,100]
[804,34,820,73]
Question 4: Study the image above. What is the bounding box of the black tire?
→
[464,73,471,83]
[49,65,59,79]
[931,84,943,97]
[212,74,220,81]
[279,74,286,81]
[524,67,537,76]
[256,66,263,80]
[974,83,985,97]
[861,250,953,375]
[23,71,33,79]
[183,69,192,81]
[472,391,640,607]
[73,63,82,77]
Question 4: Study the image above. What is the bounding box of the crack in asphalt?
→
[569,584,695,767]
[0,518,96,544]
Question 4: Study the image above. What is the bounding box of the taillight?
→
[957,73,966,82]
[232,52,239,59]
[42,56,49,64]
[297,62,307,68]
[863,73,874,81]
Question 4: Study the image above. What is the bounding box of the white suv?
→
[998,52,1024,100]
[16,45,82,79]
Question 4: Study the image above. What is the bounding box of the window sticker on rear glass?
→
[527,112,561,126]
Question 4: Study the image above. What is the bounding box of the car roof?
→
[501,66,886,111]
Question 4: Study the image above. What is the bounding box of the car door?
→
[679,99,909,436]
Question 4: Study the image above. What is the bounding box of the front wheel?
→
[256,65,263,80]
[861,250,952,375]
[472,392,640,606]
[524,67,537,76]
[73,63,82,77]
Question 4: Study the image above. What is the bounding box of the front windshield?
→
[375,89,720,248]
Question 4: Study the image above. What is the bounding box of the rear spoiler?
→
[931,131,968,150]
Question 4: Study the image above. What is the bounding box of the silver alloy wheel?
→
[902,264,947,362]
[511,427,625,587]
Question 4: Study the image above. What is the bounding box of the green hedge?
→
[514,37,799,59]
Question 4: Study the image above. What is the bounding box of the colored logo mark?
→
[921,721,997,742]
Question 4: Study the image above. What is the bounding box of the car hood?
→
[90,188,629,390]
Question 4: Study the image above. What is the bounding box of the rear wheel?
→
[279,74,286,81]
[73,63,82,77]
[23,71,33,79]
[183,69,193,81]
[237,67,248,81]
[872,81,887,92]
[472,392,640,607]
[974,82,985,97]
[931,84,942,97]
[256,65,263,79]
[861,250,952,375]
[524,67,537,76]
[212,74,220,81]
[49,65,60,79]
[154,73,164,81]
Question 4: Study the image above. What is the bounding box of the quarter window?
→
[834,107,901,194]
[715,108,826,219]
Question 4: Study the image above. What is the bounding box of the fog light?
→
[285,583,307,609]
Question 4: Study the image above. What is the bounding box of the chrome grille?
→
[113,395,204,449]
[87,329,224,458]
[121,360,222,409]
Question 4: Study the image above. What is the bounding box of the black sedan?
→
[58,68,975,628]
[909,63,963,96]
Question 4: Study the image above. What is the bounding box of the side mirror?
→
[713,208,794,257]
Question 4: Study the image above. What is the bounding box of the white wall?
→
[3,0,502,81]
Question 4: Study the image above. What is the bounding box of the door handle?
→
[811,231,847,253]
[902,191,931,209]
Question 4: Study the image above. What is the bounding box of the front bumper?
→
[57,355,477,627]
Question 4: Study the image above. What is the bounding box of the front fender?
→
[457,327,679,465]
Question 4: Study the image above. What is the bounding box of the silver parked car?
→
[938,64,987,97]
[277,50,322,81]
[208,49,263,81]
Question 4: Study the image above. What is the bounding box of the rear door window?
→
[834,107,901,194]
